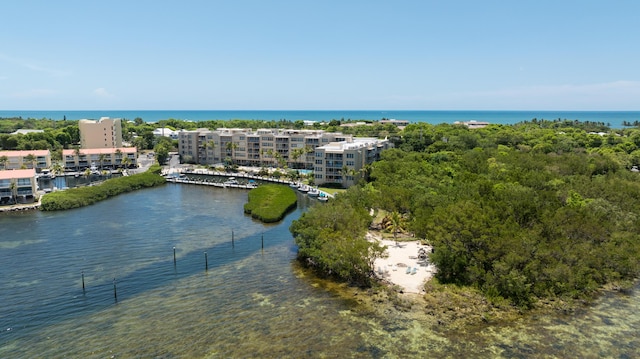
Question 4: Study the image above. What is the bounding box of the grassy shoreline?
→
[40,166,166,211]
[244,184,297,223]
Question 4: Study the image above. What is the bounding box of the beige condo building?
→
[0,168,38,204]
[179,128,352,168]
[178,128,392,187]
[0,150,51,172]
[313,137,393,187]
[79,117,123,149]
[62,147,137,171]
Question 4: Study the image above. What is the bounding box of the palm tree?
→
[73,147,82,170]
[24,154,37,170]
[51,163,64,176]
[9,181,17,204]
[122,156,131,169]
[98,154,106,170]
[0,155,7,170]
[225,141,238,160]
[388,211,404,246]
[115,149,123,168]
[205,140,216,162]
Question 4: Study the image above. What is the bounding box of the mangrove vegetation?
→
[40,166,166,211]
[290,120,640,309]
[244,184,297,223]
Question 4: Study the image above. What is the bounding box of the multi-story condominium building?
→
[0,168,37,204]
[178,128,353,169]
[62,147,137,171]
[0,150,51,172]
[79,117,123,149]
[313,137,393,187]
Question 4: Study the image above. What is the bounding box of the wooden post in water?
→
[81,271,85,294]
[173,246,176,266]
[261,232,264,249]
[113,278,118,302]
[232,229,235,248]
[204,251,208,271]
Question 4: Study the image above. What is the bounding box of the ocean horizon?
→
[1,110,639,128]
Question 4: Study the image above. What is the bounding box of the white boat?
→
[317,194,329,202]
[90,163,100,175]
[307,187,320,197]
[223,177,239,185]
[38,169,53,180]
[297,184,309,193]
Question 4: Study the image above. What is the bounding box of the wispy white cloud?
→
[0,53,71,77]
[93,87,115,98]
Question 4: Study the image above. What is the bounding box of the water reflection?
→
[37,172,122,192]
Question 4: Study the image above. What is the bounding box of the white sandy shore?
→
[370,235,437,294]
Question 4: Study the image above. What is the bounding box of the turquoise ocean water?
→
[1,110,639,127]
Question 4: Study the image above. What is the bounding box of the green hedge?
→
[244,184,297,223]
[40,166,166,211]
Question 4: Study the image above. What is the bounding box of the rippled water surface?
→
[1,184,638,358]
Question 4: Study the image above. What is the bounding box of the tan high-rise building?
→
[79,117,123,149]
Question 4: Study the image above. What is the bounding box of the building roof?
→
[79,117,121,124]
[62,147,137,155]
[318,138,386,152]
[0,150,50,157]
[10,129,45,135]
[0,168,36,180]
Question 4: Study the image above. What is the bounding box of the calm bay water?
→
[1,184,639,357]
[1,110,639,127]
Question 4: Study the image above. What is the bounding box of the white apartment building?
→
[313,137,393,187]
[79,117,123,149]
[178,128,352,169]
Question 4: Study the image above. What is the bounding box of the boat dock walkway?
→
[163,168,334,199]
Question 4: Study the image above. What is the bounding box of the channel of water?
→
[0,184,638,357]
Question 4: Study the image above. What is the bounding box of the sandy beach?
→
[370,234,437,294]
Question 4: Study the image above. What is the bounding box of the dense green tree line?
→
[291,121,640,308]
[290,185,385,286]
[40,166,166,210]
[0,118,79,155]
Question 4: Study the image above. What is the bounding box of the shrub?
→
[244,184,297,223]
[40,170,166,211]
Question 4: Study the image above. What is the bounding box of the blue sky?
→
[1,0,639,110]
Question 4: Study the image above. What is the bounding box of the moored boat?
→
[224,177,239,185]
